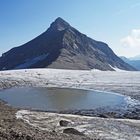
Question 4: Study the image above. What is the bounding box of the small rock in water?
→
[59,120,70,127]
[63,128,84,136]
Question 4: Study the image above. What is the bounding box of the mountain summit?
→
[0,17,136,71]
[48,17,70,32]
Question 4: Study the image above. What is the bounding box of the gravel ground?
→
[16,110,140,140]
[0,101,92,140]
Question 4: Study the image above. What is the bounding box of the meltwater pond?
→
[0,87,136,112]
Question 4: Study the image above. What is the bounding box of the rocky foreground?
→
[16,110,140,140]
[0,101,92,140]
[0,69,140,139]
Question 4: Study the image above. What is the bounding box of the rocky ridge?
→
[0,18,136,71]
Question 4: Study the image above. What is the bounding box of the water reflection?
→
[0,87,125,111]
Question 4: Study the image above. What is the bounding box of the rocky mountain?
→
[129,55,140,60]
[120,56,140,70]
[0,17,136,71]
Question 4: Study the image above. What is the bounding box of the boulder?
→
[63,128,84,136]
[59,120,70,127]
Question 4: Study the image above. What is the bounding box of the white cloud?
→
[121,29,140,48]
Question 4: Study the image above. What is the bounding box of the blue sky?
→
[0,0,140,57]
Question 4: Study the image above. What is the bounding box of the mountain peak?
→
[54,17,68,24]
[48,17,70,32]
[0,18,136,71]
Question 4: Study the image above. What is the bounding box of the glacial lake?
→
[0,87,130,111]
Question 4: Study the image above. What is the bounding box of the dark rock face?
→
[59,120,70,127]
[63,128,84,136]
[0,17,136,71]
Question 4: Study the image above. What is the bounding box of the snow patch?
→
[91,69,101,72]
[109,65,127,72]
[16,110,30,119]
[15,54,49,69]
[124,96,140,107]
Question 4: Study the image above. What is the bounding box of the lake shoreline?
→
[0,86,140,120]
[0,69,140,101]
[0,98,140,140]
[0,100,92,140]
[0,69,140,139]
[1,86,140,120]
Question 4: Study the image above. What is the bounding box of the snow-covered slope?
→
[0,68,140,100]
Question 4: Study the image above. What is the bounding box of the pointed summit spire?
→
[48,17,70,32]
[54,17,68,23]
